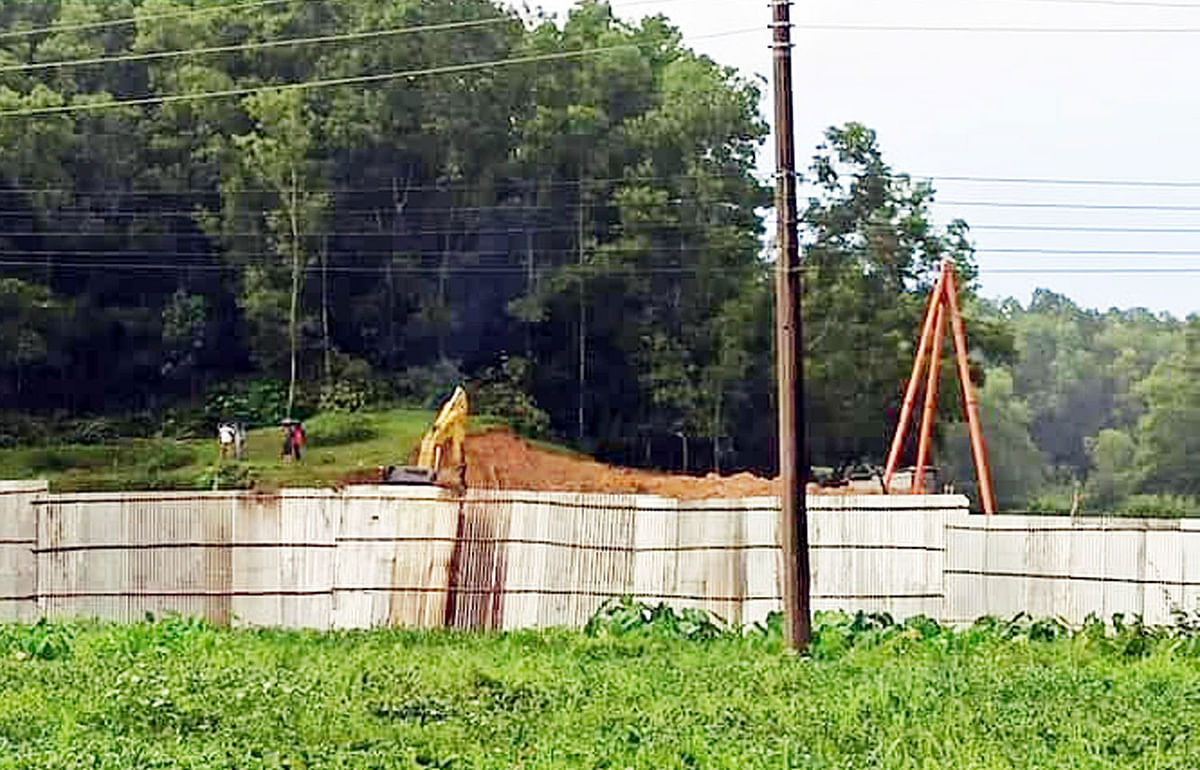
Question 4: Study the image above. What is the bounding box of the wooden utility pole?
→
[772,0,811,650]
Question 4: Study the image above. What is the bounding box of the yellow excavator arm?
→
[416,385,468,473]
[377,385,469,490]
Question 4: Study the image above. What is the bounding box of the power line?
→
[0,199,750,216]
[13,171,1200,196]
[0,259,757,276]
[0,222,735,238]
[927,174,1200,189]
[0,244,759,260]
[979,248,1200,255]
[0,0,697,46]
[0,45,637,118]
[18,223,1200,238]
[0,172,760,196]
[1009,0,1200,7]
[972,224,1200,233]
[941,200,1200,211]
[0,0,298,41]
[980,268,1200,274]
[798,23,1200,32]
[9,257,1200,277]
[0,18,514,75]
[0,26,765,118]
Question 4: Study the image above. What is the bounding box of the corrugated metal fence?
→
[3,484,1200,628]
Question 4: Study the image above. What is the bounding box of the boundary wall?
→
[2,484,1199,628]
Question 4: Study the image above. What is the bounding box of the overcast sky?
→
[524,0,1200,318]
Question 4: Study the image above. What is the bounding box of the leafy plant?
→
[391,361,468,409]
[195,462,253,490]
[470,357,551,439]
[585,597,731,641]
[205,379,298,427]
[304,412,378,446]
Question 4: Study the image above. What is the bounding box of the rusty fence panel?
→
[3,485,972,629]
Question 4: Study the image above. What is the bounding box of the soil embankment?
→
[464,430,780,500]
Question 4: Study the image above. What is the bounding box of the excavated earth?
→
[463,430,783,500]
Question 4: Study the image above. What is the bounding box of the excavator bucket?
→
[379,466,437,485]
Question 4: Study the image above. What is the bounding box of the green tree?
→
[801,123,1012,467]
[229,89,330,417]
[943,368,1046,509]
[1084,428,1139,509]
[1134,320,1200,495]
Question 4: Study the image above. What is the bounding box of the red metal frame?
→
[882,260,997,514]
[882,268,947,489]
[914,300,945,494]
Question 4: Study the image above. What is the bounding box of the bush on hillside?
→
[304,412,378,446]
[471,357,550,439]
[391,361,467,409]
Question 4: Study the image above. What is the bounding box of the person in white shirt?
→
[218,423,236,460]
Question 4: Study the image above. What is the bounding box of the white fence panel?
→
[0,481,46,622]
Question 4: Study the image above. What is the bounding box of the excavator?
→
[380,385,469,490]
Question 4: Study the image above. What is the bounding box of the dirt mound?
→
[464,430,781,499]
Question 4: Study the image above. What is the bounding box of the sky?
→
[524,0,1200,318]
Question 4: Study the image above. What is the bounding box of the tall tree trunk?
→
[526,180,536,358]
[577,192,586,443]
[321,235,331,381]
[286,166,301,419]
[713,391,723,474]
[389,177,410,370]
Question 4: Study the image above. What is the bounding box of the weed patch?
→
[5,610,1200,767]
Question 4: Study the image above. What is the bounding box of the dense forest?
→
[0,0,1196,512]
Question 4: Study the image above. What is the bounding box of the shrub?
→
[144,441,196,473]
[205,379,305,428]
[0,411,54,446]
[391,361,467,409]
[304,412,378,446]
[1115,494,1200,518]
[317,379,370,413]
[585,597,731,641]
[470,357,550,438]
[27,446,109,473]
[160,406,210,439]
[195,462,253,490]
[67,416,120,445]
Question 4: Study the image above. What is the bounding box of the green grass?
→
[0,409,453,493]
[3,610,1200,768]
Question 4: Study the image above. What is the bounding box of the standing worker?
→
[233,421,247,460]
[218,422,235,460]
[280,418,306,463]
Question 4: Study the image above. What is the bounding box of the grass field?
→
[3,609,1200,768]
[0,409,503,492]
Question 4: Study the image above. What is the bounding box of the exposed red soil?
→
[345,428,883,499]
[463,429,783,500]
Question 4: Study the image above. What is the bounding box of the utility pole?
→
[772,0,811,651]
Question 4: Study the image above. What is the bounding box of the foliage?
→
[1085,428,1140,508]
[470,357,551,439]
[1134,318,1200,496]
[390,361,469,410]
[584,596,731,641]
[942,367,1047,507]
[304,412,378,447]
[204,380,295,428]
[6,612,1200,767]
[316,379,370,414]
[0,0,776,471]
[1111,494,1200,518]
[195,461,254,491]
[800,123,1013,467]
[0,407,445,492]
